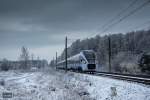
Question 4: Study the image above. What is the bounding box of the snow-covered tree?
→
[19,46,29,70]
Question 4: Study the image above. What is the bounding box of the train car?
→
[57,50,96,72]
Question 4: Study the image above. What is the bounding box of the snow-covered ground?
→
[0,69,150,100]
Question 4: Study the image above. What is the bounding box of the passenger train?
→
[57,50,96,72]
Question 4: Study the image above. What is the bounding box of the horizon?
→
[0,28,149,62]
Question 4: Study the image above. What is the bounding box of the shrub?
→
[0,59,9,71]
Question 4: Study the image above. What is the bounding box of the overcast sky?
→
[0,0,150,61]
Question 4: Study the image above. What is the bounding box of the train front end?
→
[82,50,96,72]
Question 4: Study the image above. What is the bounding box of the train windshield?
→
[83,51,95,63]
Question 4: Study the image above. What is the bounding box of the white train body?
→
[57,50,96,72]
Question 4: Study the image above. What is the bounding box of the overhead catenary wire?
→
[60,0,150,43]
[88,0,150,38]
[64,0,139,40]
[100,0,139,30]
[100,0,150,34]
[133,20,150,30]
[87,0,140,38]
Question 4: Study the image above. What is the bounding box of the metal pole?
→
[53,57,55,68]
[65,36,68,72]
[108,36,111,72]
[56,52,57,70]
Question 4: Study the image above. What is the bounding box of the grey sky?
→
[0,0,150,61]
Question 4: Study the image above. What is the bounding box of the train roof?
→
[57,50,95,64]
[57,53,81,64]
[81,50,94,52]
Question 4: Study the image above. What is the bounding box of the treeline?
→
[0,46,48,71]
[55,29,150,74]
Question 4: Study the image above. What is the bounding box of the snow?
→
[67,73,150,100]
[0,69,150,100]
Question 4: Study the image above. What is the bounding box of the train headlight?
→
[83,61,86,64]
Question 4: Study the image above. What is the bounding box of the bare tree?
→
[31,53,34,67]
[20,46,29,70]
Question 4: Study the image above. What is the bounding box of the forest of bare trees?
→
[53,29,150,74]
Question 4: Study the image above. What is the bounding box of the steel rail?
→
[92,71,150,85]
[65,69,150,85]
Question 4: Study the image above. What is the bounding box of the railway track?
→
[66,70,150,85]
[91,72,150,85]
[57,70,150,85]
[57,68,150,85]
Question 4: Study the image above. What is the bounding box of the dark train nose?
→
[88,64,96,69]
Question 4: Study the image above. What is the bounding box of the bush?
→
[111,52,141,74]
[138,53,150,73]
[120,62,140,74]
[1,63,9,71]
[0,79,5,86]
[0,59,9,71]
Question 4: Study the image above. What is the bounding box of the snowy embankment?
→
[0,69,150,100]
